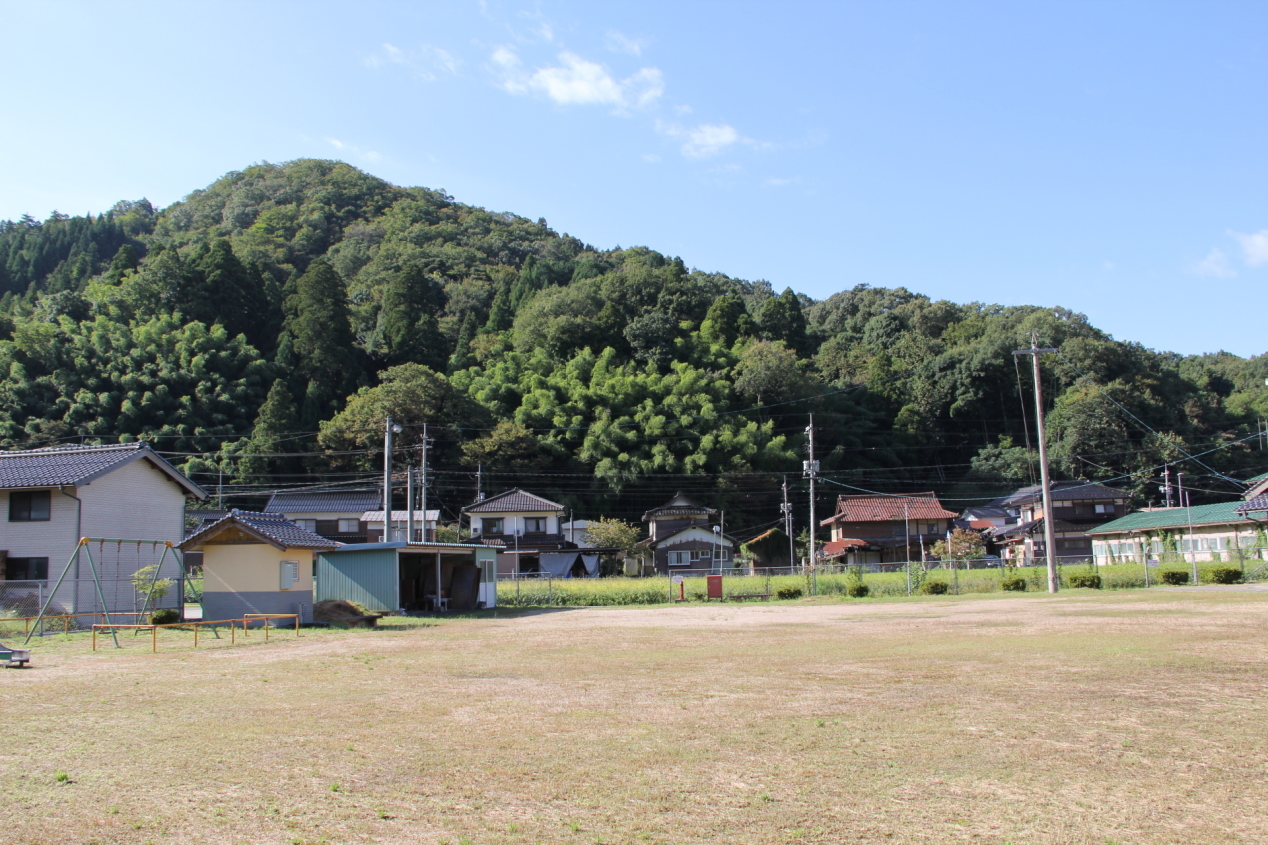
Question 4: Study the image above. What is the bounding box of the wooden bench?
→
[727,593,772,602]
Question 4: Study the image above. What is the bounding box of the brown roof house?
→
[640,493,736,574]
[820,493,957,565]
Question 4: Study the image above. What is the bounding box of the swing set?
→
[23,537,180,649]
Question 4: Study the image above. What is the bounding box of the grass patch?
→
[6,592,1268,843]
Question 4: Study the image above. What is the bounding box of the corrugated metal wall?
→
[316,549,398,611]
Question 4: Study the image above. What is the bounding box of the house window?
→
[337,519,359,534]
[9,491,50,522]
[482,517,504,535]
[5,557,48,580]
[668,551,691,566]
[294,519,317,533]
[1094,503,1114,514]
[525,517,547,533]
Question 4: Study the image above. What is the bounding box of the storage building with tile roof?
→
[180,510,338,623]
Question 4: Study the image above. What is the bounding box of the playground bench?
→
[0,643,31,667]
[727,593,772,602]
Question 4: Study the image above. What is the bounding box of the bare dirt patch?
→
[2,590,1267,844]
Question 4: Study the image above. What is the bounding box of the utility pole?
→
[1013,335,1059,593]
[781,476,795,572]
[804,415,819,573]
[384,417,402,541]
[1162,465,1174,508]
[419,423,431,543]
[406,464,415,543]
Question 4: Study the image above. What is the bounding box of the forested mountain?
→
[1,159,1264,530]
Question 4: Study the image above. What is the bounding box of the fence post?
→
[548,574,553,606]
[906,560,911,597]
[952,559,959,595]
[1191,550,1199,586]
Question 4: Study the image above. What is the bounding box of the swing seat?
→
[0,642,30,668]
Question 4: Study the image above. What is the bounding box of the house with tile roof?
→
[988,481,1129,563]
[462,489,575,575]
[1086,501,1268,567]
[180,510,338,622]
[1242,471,1268,502]
[264,488,383,543]
[819,493,957,564]
[0,443,204,614]
[637,493,735,574]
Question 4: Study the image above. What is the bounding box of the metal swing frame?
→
[23,538,178,649]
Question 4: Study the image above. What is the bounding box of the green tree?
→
[699,293,754,347]
[733,340,808,407]
[283,258,357,425]
[931,528,986,563]
[757,288,809,353]
[378,263,447,369]
[235,379,301,484]
[317,363,484,465]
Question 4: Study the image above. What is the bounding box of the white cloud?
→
[605,30,645,56]
[531,52,625,105]
[643,153,661,163]
[656,121,743,158]
[492,48,663,110]
[1231,228,1268,267]
[366,43,458,81]
[326,138,382,163]
[765,177,795,187]
[1192,247,1237,278]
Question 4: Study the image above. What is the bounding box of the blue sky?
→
[2,1,1265,357]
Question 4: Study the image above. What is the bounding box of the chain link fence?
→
[492,550,1268,607]
[0,576,184,636]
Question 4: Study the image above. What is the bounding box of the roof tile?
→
[462,488,564,514]
[822,493,957,525]
[266,489,384,514]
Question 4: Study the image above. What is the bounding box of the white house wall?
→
[0,458,191,615]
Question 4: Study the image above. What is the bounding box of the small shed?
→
[179,510,338,623]
[316,542,498,613]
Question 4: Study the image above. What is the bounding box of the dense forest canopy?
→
[1,159,1264,534]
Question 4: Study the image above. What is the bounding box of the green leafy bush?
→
[847,583,870,598]
[1000,577,1027,592]
[920,581,949,595]
[150,608,179,625]
[1160,570,1190,585]
[776,586,803,600]
[1067,572,1102,589]
[1206,566,1243,585]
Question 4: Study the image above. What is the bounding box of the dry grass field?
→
[3,588,1268,844]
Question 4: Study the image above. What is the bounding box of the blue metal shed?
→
[316,541,498,612]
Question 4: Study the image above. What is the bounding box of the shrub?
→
[776,586,803,600]
[1207,566,1243,585]
[150,608,179,625]
[1000,577,1027,592]
[1160,570,1190,585]
[1067,573,1102,589]
[847,583,870,598]
[920,581,949,595]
